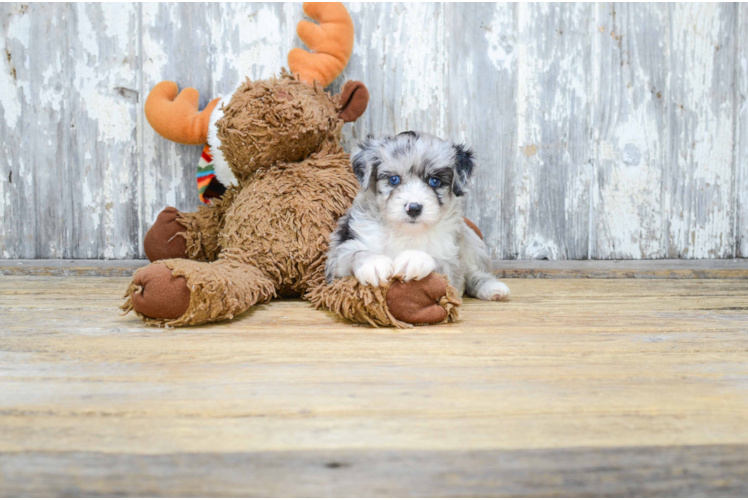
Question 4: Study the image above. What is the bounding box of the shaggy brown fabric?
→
[126,263,191,320]
[307,276,410,328]
[216,72,343,183]
[123,258,277,327]
[214,151,359,296]
[386,274,462,325]
[308,273,460,328]
[464,217,483,240]
[176,188,238,262]
[143,207,188,262]
[337,81,369,122]
[124,151,358,326]
[125,68,462,328]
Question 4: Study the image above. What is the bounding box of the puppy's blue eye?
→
[428,177,442,188]
[389,175,401,186]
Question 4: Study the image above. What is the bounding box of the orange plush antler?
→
[144,81,220,145]
[288,2,354,87]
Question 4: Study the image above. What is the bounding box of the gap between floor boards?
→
[0,259,747,279]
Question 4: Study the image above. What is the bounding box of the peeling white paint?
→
[0,10,30,128]
[38,61,63,113]
[667,4,735,258]
[1,3,744,259]
[6,9,30,47]
[525,234,562,260]
[72,5,135,144]
[486,8,513,73]
[82,178,100,231]
[398,4,447,135]
[220,6,284,84]
[101,3,131,53]
[141,6,170,80]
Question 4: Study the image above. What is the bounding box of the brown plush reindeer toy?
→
[122,2,462,328]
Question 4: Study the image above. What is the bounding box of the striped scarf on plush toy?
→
[196,144,226,204]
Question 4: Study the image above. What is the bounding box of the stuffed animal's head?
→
[144,2,369,186]
[209,71,367,183]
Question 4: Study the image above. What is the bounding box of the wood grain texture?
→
[1,4,63,260]
[0,4,140,259]
[1,3,746,260]
[336,3,448,149]
[667,3,737,258]
[444,3,516,260]
[2,258,748,279]
[1,275,748,495]
[591,3,669,259]
[513,3,593,259]
[738,4,748,258]
[2,446,747,497]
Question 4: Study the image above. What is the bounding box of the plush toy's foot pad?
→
[386,273,461,324]
[144,207,188,262]
[129,263,191,320]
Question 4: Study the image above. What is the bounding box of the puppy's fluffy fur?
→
[325,131,510,301]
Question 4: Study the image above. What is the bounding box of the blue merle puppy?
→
[325,131,510,301]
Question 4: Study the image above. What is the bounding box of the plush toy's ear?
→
[351,136,379,190]
[452,144,475,197]
[338,81,369,122]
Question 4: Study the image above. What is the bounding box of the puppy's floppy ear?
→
[351,136,379,191]
[452,144,475,197]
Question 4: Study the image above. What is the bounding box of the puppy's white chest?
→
[383,228,459,262]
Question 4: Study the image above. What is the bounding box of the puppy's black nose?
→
[406,203,423,217]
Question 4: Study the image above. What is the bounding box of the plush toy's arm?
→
[307,274,461,328]
[307,215,482,328]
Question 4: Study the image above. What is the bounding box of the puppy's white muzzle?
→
[385,181,440,229]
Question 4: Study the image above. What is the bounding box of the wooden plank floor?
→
[1,274,748,496]
[3,258,748,278]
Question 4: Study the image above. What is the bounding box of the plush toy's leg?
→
[122,257,277,327]
[306,273,461,328]
[143,205,225,263]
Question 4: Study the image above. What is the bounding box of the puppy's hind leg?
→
[461,223,510,301]
[472,274,511,301]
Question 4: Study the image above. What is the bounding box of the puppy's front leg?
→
[393,250,437,282]
[353,252,395,287]
[326,218,393,286]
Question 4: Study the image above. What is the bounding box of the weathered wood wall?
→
[0,3,746,260]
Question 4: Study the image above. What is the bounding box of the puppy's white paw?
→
[392,250,437,282]
[477,280,511,301]
[354,255,394,286]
